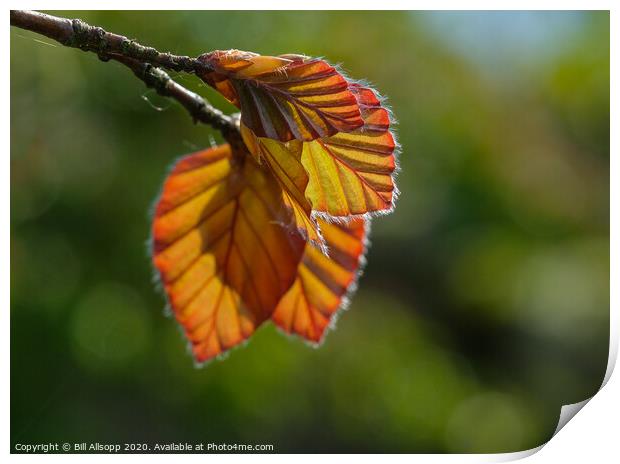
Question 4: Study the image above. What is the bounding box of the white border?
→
[5,2,616,462]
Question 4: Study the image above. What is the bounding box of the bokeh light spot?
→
[71,282,151,372]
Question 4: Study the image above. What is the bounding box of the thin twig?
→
[108,53,240,143]
[10,10,205,73]
[10,10,241,144]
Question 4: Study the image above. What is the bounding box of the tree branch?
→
[10,10,241,144]
[108,53,240,142]
[10,10,208,73]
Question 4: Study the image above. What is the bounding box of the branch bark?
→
[10,10,240,144]
[10,10,208,73]
[110,53,239,140]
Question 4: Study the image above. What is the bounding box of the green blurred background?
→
[11,11,609,453]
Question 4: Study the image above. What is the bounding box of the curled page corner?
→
[553,398,592,436]
[550,336,619,435]
[493,334,617,462]
[491,396,597,462]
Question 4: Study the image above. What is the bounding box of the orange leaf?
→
[198,50,364,142]
[240,122,325,251]
[272,218,368,343]
[240,84,398,219]
[152,144,306,363]
[302,85,397,216]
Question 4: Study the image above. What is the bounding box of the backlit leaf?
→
[272,218,368,343]
[152,51,397,363]
[302,84,397,216]
[240,84,398,219]
[152,144,306,363]
[198,50,364,142]
[240,122,325,250]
